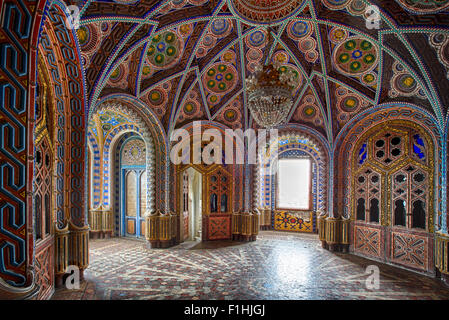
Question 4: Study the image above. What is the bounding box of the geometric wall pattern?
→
[349,122,435,272]
[255,130,329,234]
[354,225,382,259]
[391,232,428,271]
[2,0,449,298]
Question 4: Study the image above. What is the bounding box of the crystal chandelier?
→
[246,28,298,128]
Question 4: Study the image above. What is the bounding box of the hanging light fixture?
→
[246,17,299,129]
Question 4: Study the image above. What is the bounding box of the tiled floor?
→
[52,231,449,300]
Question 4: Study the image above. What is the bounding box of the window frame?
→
[275,157,313,211]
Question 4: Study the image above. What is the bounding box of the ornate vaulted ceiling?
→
[79,0,449,142]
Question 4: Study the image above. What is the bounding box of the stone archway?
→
[87,101,157,238]
[255,130,329,232]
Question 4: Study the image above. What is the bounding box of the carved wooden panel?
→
[354,225,382,259]
[208,215,231,240]
[391,231,429,271]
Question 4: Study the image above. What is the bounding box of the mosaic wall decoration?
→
[208,216,231,240]
[395,0,449,13]
[389,62,426,100]
[77,22,113,69]
[245,29,268,74]
[391,231,429,271]
[291,89,325,129]
[214,95,243,129]
[428,33,449,79]
[354,225,382,258]
[122,139,146,166]
[348,121,435,272]
[147,30,183,69]
[140,81,172,120]
[40,7,88,229]
[106,58,131,89]
[274,211,314,233]
[333,37,378,77]
[286,20,319,63]
[334,84,372,126]
[200,43,242,111]
[95,110,135,138]
[203,61,239,106]
[230,0,305,24]
[88,130,102,208]
[176,84,207,123]
[196,19,234,59]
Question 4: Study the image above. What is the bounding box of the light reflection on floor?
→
[52,231,449,300]
[273,249,310,286]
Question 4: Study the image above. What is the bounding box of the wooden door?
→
[121,168,146,238]
[182,171,189,240]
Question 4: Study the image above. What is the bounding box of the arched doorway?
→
[255,131,329,233]
[86,102,159,239]
[177,164,233,242]
[350,121,435,273]
[180,167,203,241]
[33,60,56,299]
[120,137,147,238]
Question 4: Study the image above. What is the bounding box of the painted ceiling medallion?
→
[230,0,305,25]
[203,63,238,95]
[146,31,182,68]
[333,37,378,76]
[395,0,449,13]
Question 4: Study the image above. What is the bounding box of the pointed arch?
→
[336,104,442,220]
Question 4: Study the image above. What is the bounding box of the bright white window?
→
[277,158,311,210]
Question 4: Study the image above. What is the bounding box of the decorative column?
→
[145,209,178,248]
[241,211,252,241]
[340,217,350,253]
[251,209,260,241]
[325,216,340,251]
[145,210,159,247]
[232,211,242,241]
[435,138,449,283]
[318,213,327,249]
[101,207,114,238]
[88,205,113,239]
[159,212,172,248]
[436,232,449,284]
[258,207,271,230]
[68,223,89,282]
[54,226,69,287]
[88,208,102,238]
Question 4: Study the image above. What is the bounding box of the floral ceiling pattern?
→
[79,0,449,142]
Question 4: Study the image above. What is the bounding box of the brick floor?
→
[52,231,449,300]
